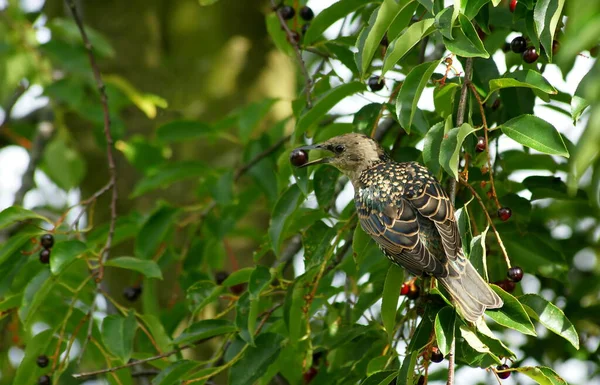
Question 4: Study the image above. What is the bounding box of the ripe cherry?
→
[40,234,54,249]
[215,271,229,285]
[476,137,486,153]
[36,355,49,368]
[380,33,389,47]
[123,286,142,302]
[38,375,51,385]
[523,47,539,63]
[279,5,295,20]
[497,364,511,379]
[367,76,385,92]
[299,6,314,21]
[431,347,444,363]
[552,40,560,55]
[39,249,51,264]
[498,207,512,221]
[507,266,524,282]
[303,367,318,383]
[509,0,517,12]
[510,36,527,53]
[407,282,420,300]
[290,149,309,167]
[497,279,516,293]
[400,282,409,295]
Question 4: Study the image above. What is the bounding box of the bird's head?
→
[293,133,388,181]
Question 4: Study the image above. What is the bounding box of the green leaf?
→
[18,270,52,326]
[433,82,459,119]
[515,366,568,385]
[434,306,455,356]
[152,360,200,385]
[105,256,163,279]
[229,333,285,385]
[571,69,594,123]
[13,329,55,385]
[356,0,407,76]
[0,206,50,230]
[422,121,445,176]
[102,310,137,364]
[486,285,537,336]
[435,6,454,40]
[501,115,569,157]
[519,294,579,349]
[488,70,557,101]
[42,138,86,191]
[222,267,254,287]
[131,161,207,197]
[236,292,254,345]
[397,350,418,385]
[443,15,489,58]
[302,221,336,269]
[303,0,372,44]
[568,110,600,194]
[533,0,565,62]
[49,18,115,58]
[360,370,397,385]
[396,60,439,134]
[173,319,236,345]
[140,314,172,353]
[156,120,214,143]
[459,325,491,354]
[381,264,404,339]
[296,82,365,138]
[135,205,178,259]
[440,123,477,180]
[469,226,489,281]
[238,98,277,143]
[382,19,436,74]
[269,184,302,255]
[187,280,224,316]
[314,166,340,208]
[265,13,293,56]
[248,265,272,299]
[50,240,87,275]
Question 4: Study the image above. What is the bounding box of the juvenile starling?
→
[293,133,503,322]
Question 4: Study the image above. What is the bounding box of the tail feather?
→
[438,261,503,322]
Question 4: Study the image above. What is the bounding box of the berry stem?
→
[468,83,501,209]
[459,176,511,268]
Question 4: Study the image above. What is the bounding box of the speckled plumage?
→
[294,133,503,322]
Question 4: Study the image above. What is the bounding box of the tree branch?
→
[234,134,291,182]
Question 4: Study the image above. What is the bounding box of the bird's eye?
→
[334,144,345,154]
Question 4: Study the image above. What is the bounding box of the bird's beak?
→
[294,143,333,168]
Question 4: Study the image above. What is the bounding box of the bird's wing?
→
[356,191,447,277]
[405,165,466,275]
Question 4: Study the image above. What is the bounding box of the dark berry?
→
[123,286,142,302]
[476,137,486,153]
[380,33,389,47]
[509,0,517,12]
[507,266,524,282]
[417,376,425,385]
[510,36,527,53]
[40,234,54,249]
[36,355,49,368]
[367,76,385,92]
[230,283,247,295]
[522,47,539,63]
[552,40,560,55]
[431,347,444,363]
[215,271,229,285]
[299,6,314,21]
[301,23,310,36]
[303,366,318,383]
[38,375,51,385]
[288,31,301,44]
[492,98,501,110]
[407,282,420,300]
[498,207,512,221]
[290,149,309,167]
[39,249,50,264]
[497,279,516,293]
[279,5,295,20]
[400,282,410,295]
[497,364,511,379]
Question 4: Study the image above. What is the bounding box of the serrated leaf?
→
[382,264,404,339]
[360,370,397,385]
[488,70,557,100]
[105,256,163,279]
[433,82,459,119]
[397,351,418,385]
[173,319,236,345]
[229,333,285,385]
[435,6,454,39]
[102,310,137,364]
[486,285,537,336]
[440,123,477,180]
[296,82,365,138]
[459,325,490,353]
[131,161,207,197]
[396,60,439,133]
[13,329,55,385]
[434,306,455,356]
[49,240,88,275]
[501,115,569,157]
[533,0,565,62]
[0,206,50,230]
[222,267,254,287]
[519,294,579,349]
[515,366,568,385]
[135,205,178,259]
[42,138,86,190]
[156,120,214,143]
[382,19,436,75]
[187,280,224,316]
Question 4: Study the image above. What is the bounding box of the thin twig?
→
[65,0,118,363]
[72,337,217,379]
[459,177,511,268]
[234,134,290,181]
[467,82,501,208]
[270,0,313,107]
[254,303,283,336]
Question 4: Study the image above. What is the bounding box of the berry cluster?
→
[508,35,560,64]
[39,234,54,264]
[495,266,524,293]
[400,281,420,300]
[276,4,315,43]
[36,355,51,384]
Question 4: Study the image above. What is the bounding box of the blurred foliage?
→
[0,0,599,384]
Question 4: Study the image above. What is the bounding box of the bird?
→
[293,132,503,322]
